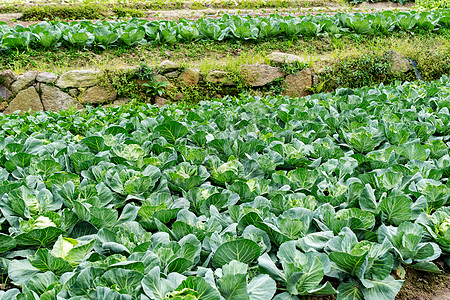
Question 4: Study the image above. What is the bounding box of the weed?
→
[135,62,157,80]
[262,76,286,94]
[305,80,327,94]
[143,78,169,97]
[100,69,142,102]
[279,61,309,75]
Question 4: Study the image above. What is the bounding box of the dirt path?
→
[0,2,414,27]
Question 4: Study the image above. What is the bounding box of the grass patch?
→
[321,52,415,89]
[0,0,333,14]
[19,3,145,21]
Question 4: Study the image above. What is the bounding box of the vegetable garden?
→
[1,10,450,51]
[1,0,450,299]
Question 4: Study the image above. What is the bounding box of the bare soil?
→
[307,260,450,300]
[395,262,450,300]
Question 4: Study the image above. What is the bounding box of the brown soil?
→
[0,2,414,27]
[305,261,450,300]
[395,262,450,300]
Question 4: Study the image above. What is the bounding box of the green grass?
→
[0,0,333,14]
[17,3,146,20]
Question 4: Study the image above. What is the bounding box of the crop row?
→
[0,76,450,299]
[1,10,450,51]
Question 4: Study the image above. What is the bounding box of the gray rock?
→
[385,51,412,74]
[11,71,38,93]
[165,71,179,78]
[0,86,13,102]
[313,57,333,74]
[178,68,200,86]
[36,72,58,84]
[267,52,304,66]
[4,86,43,114]
[206,71,234,85]
[282,68,312,98]
[56,70,103,88]
[159,60,180,73]
[79,86,117,104]
[241,64,284,87]
[153,75,170,84]
[0,70,17,89]
[154,96,168,107]
[40,84,82,112]
[173,92,184,101]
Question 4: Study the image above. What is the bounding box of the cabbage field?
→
[0,74,450,299]
[1,10,450,51]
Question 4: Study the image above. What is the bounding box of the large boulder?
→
[267,52,304,66]
[0,70,17,89]
[282,68,312,98]
[159,60,180,73]
[79,86,117,104]
[241,64,284,87]
[178,68,200,86]
[3,87,43,114]
[36,72,58,84]
[385,51,412,73]
[56,70,103,88]
[40,84,82,112]
[11,71,38,94]
[206,71,234,85]
[0,86,13,102]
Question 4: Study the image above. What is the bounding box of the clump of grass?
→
[99,68,143,102]
[21,4,109,20]
[195,49,265,75]
[20,3,145,21]
[409,50,450,82]
[320,52,415,89]
[111,6,146,18]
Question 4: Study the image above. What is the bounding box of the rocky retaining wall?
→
[0,51,412,114]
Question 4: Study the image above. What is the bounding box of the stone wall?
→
[0,51,413,114]
[0,69,121,114]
